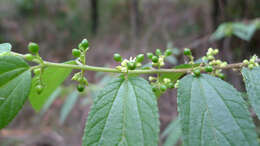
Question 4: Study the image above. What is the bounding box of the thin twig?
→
[11,52,254,75]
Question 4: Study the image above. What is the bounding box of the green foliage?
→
[2,39,260,146]
[82,76,159,146]
[40,87,62,115]
[210,20,260,41]
[161,118,182,146]
[0,43,12,53]
[178,74,258,146]
[29,61,75,111]
[160,64,196,82]
[0,56,31,129]
[242,67,260,120]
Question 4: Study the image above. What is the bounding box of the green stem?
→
[12,52,250,75]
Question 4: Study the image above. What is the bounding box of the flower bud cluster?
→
[243,55,259,69]
[202,48,227,79]
[147,49,172,68]
[149,76,175,93]
[115,54,144,72]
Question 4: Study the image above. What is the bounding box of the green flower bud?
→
[81,39,89,50]
[213,49,219,55]
[24,53,34,61]
[216,60,222,65]
[136,54,144,63]
[149,76,156,81]
[249,59,255,64]
[155,49,162,56]
[147,53,154,59]
[167,82,175,89]
[205,65,213,72]
[36,85,43,94]
[164,49,172,56]
[113,53,122,62]
[72,49,81,58]
[243,59,249,65]
[193,68,201,77]
[207,55,214,60]
[77,84,85,92]
[152,56,159,63]
[28,42,39,54]
[152,86,157,92]
[202,56,208,61]
[160,85,167,92]
[163,78,171,84]
[183,48,191,56]
[127,61,136,70]
[249,64,254,69]
[220,62,228,67]
[208,48,213,53]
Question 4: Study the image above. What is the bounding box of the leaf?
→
[82,76,159,146]
[29,61,75,111]
[160,64,197,83]
[165,56,178,65]
[233,23,257,41]
[153,64,198,97]
[242,67,260,120]
[178,74,258,146]
[40,87,62,115]
[210,23,232,41]
[59,90,79,124]
[162,118,182,146]
[0,56,31,129]
[0,43,12,53]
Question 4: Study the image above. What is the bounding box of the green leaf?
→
[0,56,31,129]
[82,76,159,146]
[165,56,178,65]
[178,74,258,146]
[59,90,79,124]
[0,43,12,53]
[162,118,182,146]
[242,67,260,120]
[40,87,62,115]
[160,64,197,83]
[210,23,232,41]
[154,64,198,97]
[233,23,257,41]
[29,61,74,111]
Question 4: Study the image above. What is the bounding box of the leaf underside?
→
[242,67,260,120]
[0,43,12,53]
[29,61,74,111]
[0,56,31,129]
[162,118,182,146]
[178,74,258,146]
[82,76,159,146]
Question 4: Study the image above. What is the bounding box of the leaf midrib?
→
[129,79,145,145]
[198,78,220,146]
[97,80,124,145]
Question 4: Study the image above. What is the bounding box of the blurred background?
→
[0,0,260,146]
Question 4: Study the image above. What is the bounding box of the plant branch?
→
[12,52,254,75]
